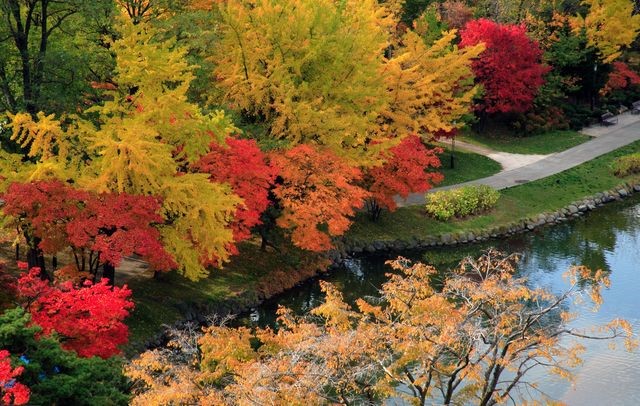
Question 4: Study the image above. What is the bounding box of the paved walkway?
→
[400,113,640,207]
[454,140,549,171]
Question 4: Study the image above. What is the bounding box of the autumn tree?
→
[441,0,474,29]
[380,28,484,138]
[212,0,395,164]
[0,350,29,405]
[271,145,368,252]
[362,135,443,219]
[571,0,640,64]
[601,61,640,95]
[17,267,134,358]
[194,137,278,253]
[3,19,241,281]
[460,18,550,115]
[127,250,635,405]
[2,180,175,284]
[0,0,114,114]
[0,307,129,405]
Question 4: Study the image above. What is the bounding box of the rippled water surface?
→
[243,196,640,405]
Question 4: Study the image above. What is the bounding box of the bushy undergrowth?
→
[612,153,640,177]
[425,185,500,221]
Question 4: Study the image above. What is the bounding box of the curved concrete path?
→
[454,139,550,171]
[400,113,640,207]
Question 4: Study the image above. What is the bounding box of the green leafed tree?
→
[0,0,115,115]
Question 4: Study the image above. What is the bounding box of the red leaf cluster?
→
[194,138,277,251]
[271,145,368,251]
[460,19,550,114]
[0,350,30,405]
[17,268,134,358]
[3,181,175,273]
[366,135,444,211]
[602,61,640,95]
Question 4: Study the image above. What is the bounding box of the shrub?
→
[425,185,500,221]
[612,153,640,177]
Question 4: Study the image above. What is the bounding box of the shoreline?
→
[334,181,640,258]
[138,178,640,354]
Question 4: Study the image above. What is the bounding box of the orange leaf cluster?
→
[271,145,368,251]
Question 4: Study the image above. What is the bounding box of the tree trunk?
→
[102,262,116,287]
[27,244,48,280]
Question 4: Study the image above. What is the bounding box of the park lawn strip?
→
[458,130,591,154]
[436,149,502,187]
[346,139,640,245]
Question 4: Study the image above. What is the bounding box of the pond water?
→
[241,196,640,405]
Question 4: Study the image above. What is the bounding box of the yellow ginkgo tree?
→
[4,19,241,281]
[212,0,395,165]
[379,29,484,138]
[571,0,640,64]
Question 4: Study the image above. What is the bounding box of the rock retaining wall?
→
[330,181,640,260]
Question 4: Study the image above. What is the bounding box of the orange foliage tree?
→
[271,145,369,251]
[126,250,636,405]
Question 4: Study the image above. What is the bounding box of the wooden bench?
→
[601,112,618,126]
[631,101,640,115]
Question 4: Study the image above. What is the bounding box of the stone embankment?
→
[332,181,640,259]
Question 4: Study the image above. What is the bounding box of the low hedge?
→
[425,185,500,221]
[612,153,640,177]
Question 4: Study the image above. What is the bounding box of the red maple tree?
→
[0,350,30,405]
[363,135,443,218]
[460,19,550,114]
[271,145,368,251]
[17,268,134,359]
[194,137,277,252]
[3,181,175,283]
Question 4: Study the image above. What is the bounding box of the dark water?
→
[241,196,640,405]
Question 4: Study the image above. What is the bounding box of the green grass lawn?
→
[458,130,592,155]
[346,140,640,244]
[436,149,502,186]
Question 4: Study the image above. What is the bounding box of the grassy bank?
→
[458,130,591,154]
[436,149,502,186]
[125,241,328,354]
[346,140,640,244]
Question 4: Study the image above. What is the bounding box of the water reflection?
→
[241,195,640,404]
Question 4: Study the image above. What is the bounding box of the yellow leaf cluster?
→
[571,0,640,63]
[213,0,395,165]
[379,30,484,138]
